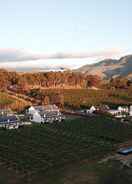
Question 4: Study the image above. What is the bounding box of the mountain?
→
[75,55,132,79]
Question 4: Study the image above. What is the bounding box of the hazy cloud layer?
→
[0,48,122,62]
[0,48,124,71]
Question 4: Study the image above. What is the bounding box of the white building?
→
[108,106,129,118]
[28,105,64,123]
[86,106,96,114]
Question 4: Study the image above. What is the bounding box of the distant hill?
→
[75,55,132,79]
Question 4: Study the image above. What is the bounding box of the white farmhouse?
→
[28,105,64,123]
[90,106,96,113]
[86,106,96,114]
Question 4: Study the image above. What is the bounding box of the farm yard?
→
[0,116,132,183]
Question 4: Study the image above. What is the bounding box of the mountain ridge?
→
[75,55,132,79]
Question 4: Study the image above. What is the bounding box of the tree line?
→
[0,69,101,92]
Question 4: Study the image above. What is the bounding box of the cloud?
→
[48,49,121,59]
[0,48,122,63]
[0,48,125,71]
[0,48,39,62]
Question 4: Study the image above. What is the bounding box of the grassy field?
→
[0,116,132,183]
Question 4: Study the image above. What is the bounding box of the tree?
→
[42,96,50,105]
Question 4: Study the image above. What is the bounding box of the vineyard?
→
[0,116,132,183]
[41,88,132,109]
[63,89,132,108]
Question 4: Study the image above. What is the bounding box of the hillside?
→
[76,55,132,79]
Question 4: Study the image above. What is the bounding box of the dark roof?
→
[0,116,18,124]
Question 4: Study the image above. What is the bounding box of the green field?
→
[0,116,132,183]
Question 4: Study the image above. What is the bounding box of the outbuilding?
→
[27,105,64,123]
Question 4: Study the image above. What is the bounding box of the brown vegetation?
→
[0,69,101,92]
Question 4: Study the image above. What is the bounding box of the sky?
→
[0,0,132,70]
